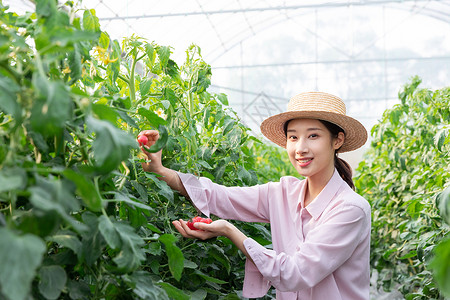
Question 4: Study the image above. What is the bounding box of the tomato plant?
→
[355,76,450,299]
[0,1,296,299]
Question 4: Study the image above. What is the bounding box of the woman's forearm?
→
[224,222,253,263]
[155,166,188,198]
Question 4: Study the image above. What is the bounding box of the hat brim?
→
[260,111,368,153]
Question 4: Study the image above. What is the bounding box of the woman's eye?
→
[309,134,318,138]
[288,135,297,140]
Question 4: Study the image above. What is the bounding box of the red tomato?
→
[137,135,148,146]
[186,217,212,230]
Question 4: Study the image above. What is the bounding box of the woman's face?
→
[286,118,344,180]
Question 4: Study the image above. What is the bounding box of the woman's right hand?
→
[137,130,163,173]
[138,130,188,197]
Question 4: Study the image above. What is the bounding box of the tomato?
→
[137,135,148,146]
[186,216,212,230]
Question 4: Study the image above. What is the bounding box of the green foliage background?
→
[1,1,449,300]
[0,1,295,299]
[355,77,450,299]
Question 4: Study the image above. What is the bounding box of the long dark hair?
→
[284,119,355,190]
[318,120,355,190]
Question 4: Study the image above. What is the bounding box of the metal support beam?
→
[212,55,450,69]
[97,0,438,21]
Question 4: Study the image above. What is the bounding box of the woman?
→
[139,92,371,299]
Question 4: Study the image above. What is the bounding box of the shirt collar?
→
[303,169,345,220]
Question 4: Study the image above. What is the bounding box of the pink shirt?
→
[177,169,371,300]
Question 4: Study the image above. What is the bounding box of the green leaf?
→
[47,230,82,255]
[92,103,120,125]
[80,212,105,266]
[203,107,211,127]
[83,9,100,32]
[434,128,449,152]
[217,93,229,105]
[165,59,181,83]
[0,76,21,122]
[35,0,57,17]
[107,40,121,83]
[147,223,162,234]
[193,67,211,93]
[98,215,122,249]
[389,109,401,126]
[99,31,110,49]
[38,265,67,300]
[163,88,178,106]
[146,241,162,255]
[0,167,27,193]
[139,78,152,97]
[213,157,230,180]
[144,173,174,203]
[98,215,146,272]
[161,100,171,109]
[109,191,155,211]
[183,259,198,269]
[63,169,103,212]
[28,176,79,212]
[158,282,190,300]
[237,165,252,185]
[16,210,59,238]
[67,280,92,300]
[144,124,168,153]
[86,115,138,173]
[406,200,424,219]
[131,180,148,201]
[144,43,155,62]
[137,107,167,127]
[157,45,170,68]
[50,29,99,47]
[30,76,72,136]
[68,43,82,85]
[437,185,450,225]
[29,176,87,233]
[222,116,234,136]
[190,289,208,300]
[398,250,417,260]
[429,238,450,297]
[123,271,169,300]
[193,270,227,284]
[159,234,184,281]
[117,109,139,129]
[0,228,46,300]
[208,244,231,274]
[196,160,213,170]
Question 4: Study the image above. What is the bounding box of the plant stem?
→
[129,53,145,103]
[129,56,137,102]
[97,65,129,83]
[0,61,21,84]
[187,74,194,117]
[117,161,130,191]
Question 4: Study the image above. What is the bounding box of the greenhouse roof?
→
[7,0,450,143]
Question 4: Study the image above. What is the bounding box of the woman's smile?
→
[296,157,313,167]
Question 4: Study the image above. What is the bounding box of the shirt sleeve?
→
[243,204,368,292]
[177,172,271,222]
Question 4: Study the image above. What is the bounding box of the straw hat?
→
[260,91,367,153]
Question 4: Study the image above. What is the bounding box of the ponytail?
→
[335,155,354,190]
[318,120,355,190]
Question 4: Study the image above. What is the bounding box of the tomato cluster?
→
[187,216,213,230]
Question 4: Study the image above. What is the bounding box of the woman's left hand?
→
[172,219,231,240]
